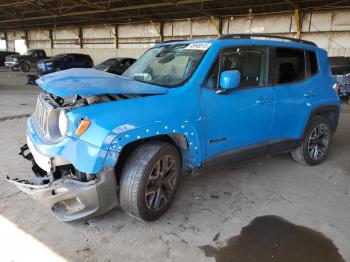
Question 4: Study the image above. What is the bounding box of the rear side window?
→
[273,47,306,84]
[64,55,74,62]
[308,50,318,75]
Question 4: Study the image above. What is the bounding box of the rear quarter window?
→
[308,50,318,76]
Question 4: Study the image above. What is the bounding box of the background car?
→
[0,51,18,66]
[5,49,49,72]
[94,57,136,75]
[37,53,94,75]
[330,56,350,99]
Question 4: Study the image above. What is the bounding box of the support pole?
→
[24,30,29,49]
[150,20,163,43]
[210,16,222,36]
[159,21,164,43]
[114,24,119,49]
[4,31,8,51]
[49,29,54,49]
[294,9,301,39]
[78,27,83,48]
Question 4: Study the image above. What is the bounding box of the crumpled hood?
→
[36,68,169,97]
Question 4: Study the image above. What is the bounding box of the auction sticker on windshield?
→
[185,43,211,50]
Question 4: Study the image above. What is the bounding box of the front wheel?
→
[291,116,332,165]
[119,142,181,221]
[20,62,31,72]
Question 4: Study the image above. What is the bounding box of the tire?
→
[291,116,332,165]
[119,141,181,221]
[20,62,31,72]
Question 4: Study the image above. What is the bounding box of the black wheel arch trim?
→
[303,105,340,137]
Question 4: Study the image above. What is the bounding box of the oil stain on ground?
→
[200,215,345,262]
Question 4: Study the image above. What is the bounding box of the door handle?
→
[256,98,273,104]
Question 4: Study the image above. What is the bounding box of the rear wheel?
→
[119,142,181,221]
[291,116,332,165]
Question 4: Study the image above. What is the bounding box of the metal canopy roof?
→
[0,0,350,30]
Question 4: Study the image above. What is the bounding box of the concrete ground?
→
[0,69,349,262]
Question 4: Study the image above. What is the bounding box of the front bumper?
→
[8,165,118,221]
[6,118,120,221]
[4,61,19,68]
[27,116,115,174]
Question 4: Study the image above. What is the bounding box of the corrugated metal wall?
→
[1,9,350,64]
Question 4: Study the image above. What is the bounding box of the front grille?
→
[34,95,50,135]
[5,56,12,62]
[33,93,60,136]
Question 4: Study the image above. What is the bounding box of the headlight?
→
[13,58,18,62]
[58,110,69,136]
[46,62,53,70]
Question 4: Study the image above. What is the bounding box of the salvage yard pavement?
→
[0,69,350,262]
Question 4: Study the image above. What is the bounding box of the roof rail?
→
[161,39,187,43]
[218,34,317,47]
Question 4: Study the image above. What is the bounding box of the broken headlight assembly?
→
[58,110,69,137]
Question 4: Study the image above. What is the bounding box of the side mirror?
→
[219,70,240,91]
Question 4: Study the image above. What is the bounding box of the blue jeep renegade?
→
[9,34,341,221]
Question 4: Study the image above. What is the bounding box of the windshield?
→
[53,54,67,59]
[99,58,119,66]
[24,50,35,55]
[122,43,210,87]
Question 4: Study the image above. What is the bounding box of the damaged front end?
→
[8,143,118,221]
[7,68,171,221]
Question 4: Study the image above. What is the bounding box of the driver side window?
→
[205,46,268,89]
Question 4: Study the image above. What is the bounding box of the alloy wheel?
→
[307,123,330,160]
[145,155,178,211]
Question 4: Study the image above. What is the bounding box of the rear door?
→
[269,46,316,144]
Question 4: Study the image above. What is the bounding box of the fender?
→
[103,122,202,172]
[301,104,340,138]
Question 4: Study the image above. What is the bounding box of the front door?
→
[200,46,275,166]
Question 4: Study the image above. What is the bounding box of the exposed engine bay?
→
[51,92,142,110]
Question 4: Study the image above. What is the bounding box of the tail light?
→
[333,83,340,95]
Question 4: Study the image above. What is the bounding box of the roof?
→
[157,34,320,50]
[0,0,350,30]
